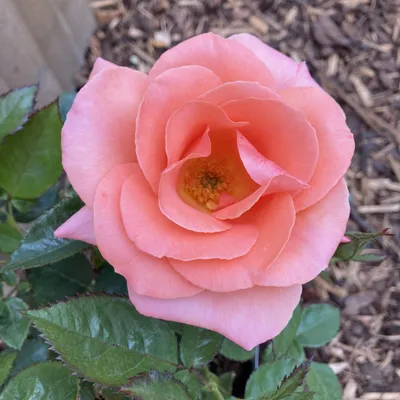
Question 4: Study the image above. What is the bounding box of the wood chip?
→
[358,203,400,214]
[350,74,374,108]
[249,15,268,35]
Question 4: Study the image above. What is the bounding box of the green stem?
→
[6,201,22,236]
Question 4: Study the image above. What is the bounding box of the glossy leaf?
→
[174,370,203,399]
[94,264,128,295]
[28,253,93,305]
[245,359,297,399]
[12,183,60,223]
[58,91,76,123]
[286,340,306,364]
[221,338,255,362]
[306,363,341,400]
[0,219,22,253]
[121,371,193,400]
[296,304,340,348]
[0,270,17,286]
[3,195,87,271]
[262,361,310,400]
[0,362,79,400]
[10,336,49,377]
[27,295,179,385]
[0,102,62,199]
[0,86,37,140]
[0,351,17,386]
[0,297,30,349]
[180,326,223,368]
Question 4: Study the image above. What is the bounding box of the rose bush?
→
[55,33,354,350]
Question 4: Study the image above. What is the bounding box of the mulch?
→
[80,1,400,398]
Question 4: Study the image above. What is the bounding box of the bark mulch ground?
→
[81,1,400,398]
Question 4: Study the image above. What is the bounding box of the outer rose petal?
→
[54,206,96,245]
[257,179,350,287]
[149,33,276,88]
[62,67,149,207]
[170,194,295,292]
[129,284,302,351]
[93,163,201,299]
[222,98,319,183]
[229,34,318,89]
[279,86,355,211]
[89,57,117,79]
[120,164,258,261]
[136,66,222,192]
[199,81,279,105]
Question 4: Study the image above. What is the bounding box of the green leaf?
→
[102,389,130,400]
[285,340,306,364]
[245,359,297,400]
[94,263,128,295]
[0,351,17,386]
[28,254,94,305]
[174,370,203,399]
[0,86,37,140]
[262,361,310,400]
[27,295,179,386]
[58,91,76,123]
[0,102,62,199]
[0,270,17,286]
[121,371,193,400]
[219,372,235,396]
[350,253,386,262]
[284,393,315,400]
[0,219,22,253]
[12,183,60,223]
[306,363,341,400]
[221,338,255,362]
[0,362,79,400]
[3,195,87,271]
[79,382,96,400]
[296,304,340,348]
[0,298,30,349]
[180,326,223,368]
[10,336,49,377]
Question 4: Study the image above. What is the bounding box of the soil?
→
[81,1,400,398]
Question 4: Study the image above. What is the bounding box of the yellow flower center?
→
[182,156,234,211]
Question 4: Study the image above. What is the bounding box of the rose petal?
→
[129,284,302,351]
[136,66,222,192]
[199,81,279,105]
[54,206,96,245]
[62,67,149,206]
[170,193,295,291]
[93,163,201,299]
[279,86,355,211]
[149,33,275,89]
[89,57,117,80]
[212,133,308,220]
[257,179,350,287]
[120,164,258,261]
[229,34,318,89]
[221,98,319,183]
[166,100,246,165]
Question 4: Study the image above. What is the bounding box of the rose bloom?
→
[55,34,354,350]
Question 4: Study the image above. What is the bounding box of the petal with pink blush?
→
[170,194,295,292]
[160,130,232,233]
[221,98,319,183]
[129,284,302,351]
[120,164,258,261]
[199,81,280,105]
[54,206,96,245]
[93,163,201,299]
[257,179,350,287]
[212,134,307,220]
[279,86,355,211]
[149,33,275,88]
[166,101,246,165]
[229,34,318,89]
[135,66,222,192]
[89,58,117,80]
[62,67,149,207]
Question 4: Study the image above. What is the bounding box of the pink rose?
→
[55,33,354,350]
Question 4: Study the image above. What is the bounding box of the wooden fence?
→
[0,0,95,107]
